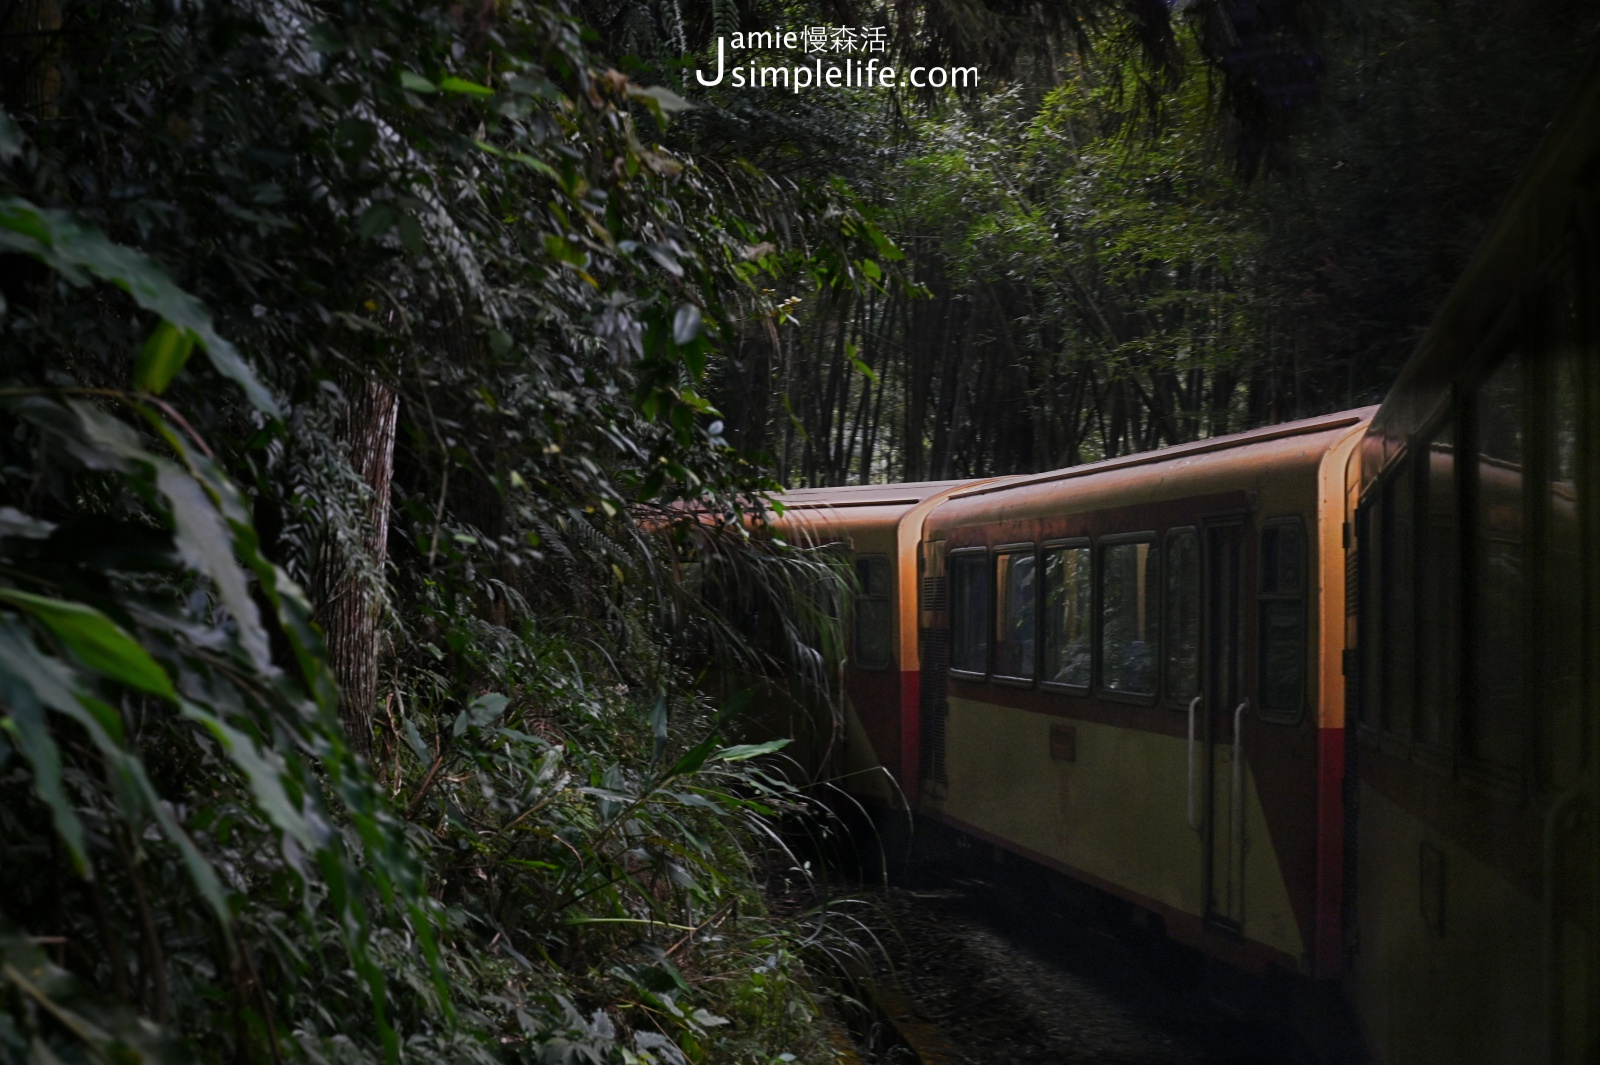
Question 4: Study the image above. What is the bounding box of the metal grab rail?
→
[1186,697,1201,830]
[1232,700,1249,856]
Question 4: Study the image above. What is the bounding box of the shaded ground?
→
[858,863,1362,1065]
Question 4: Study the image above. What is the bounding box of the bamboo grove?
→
[693,0,1600,484]
[2,0,1598,1063]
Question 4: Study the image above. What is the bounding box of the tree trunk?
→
[316,375,399,759]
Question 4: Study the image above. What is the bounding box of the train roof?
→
[773,479,977,509]
[1362,53,1600,491]
[942,408,1376,503]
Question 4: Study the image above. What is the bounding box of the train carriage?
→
[753,52,1600,1065]
[765,479,1004,803]
[1343,53,1600,1065]
[914,411,1372,978]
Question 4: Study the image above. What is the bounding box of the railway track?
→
[829,864,1362,1065]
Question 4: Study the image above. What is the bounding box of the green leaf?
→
[666,734,720,778]
[150,457,272,671]
[0,640,89,874]
[400,70,438,94]
[0,588,174,699]
[0,197,278,415]
[403,718,430,762]
[543,233,589,268]
[439,76,494,97]
[134,320,197,394]
[850,355,879,386]
[859,257,881,281]
[468,692,509,727]
[180,699,321,853]
[649,693,669,769]
[711,738,791,762]
[360,203,399,240]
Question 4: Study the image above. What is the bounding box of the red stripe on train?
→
[1314,725,1345,977]
[899,670,920,806]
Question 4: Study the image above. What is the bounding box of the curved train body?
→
[764,55,1600,1061]
[767,56,1600,1065]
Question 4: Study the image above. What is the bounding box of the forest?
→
[0,0,1596,1063]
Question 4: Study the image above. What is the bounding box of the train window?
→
[1546,281,1584,789]
[1415,418,1457,751]
[1259,519,1307,721]
[949,551,990,675]
[993,549,1038,681]
[1099,539,1159,697]
[1381,465,1416,738]
[1164,529,1200,703]
[1466,351,1527,772]
[1042,543,1092,689]
[853,555,892,671]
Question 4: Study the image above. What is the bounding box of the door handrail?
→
[1187,697,1202,830]
[1232,700,1249,857]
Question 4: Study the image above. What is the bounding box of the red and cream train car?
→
[912,412,1371,979]
[764,55,1600,1065]
[767,479,1010,806]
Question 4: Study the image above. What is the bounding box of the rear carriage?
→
[765,480,997,804]
[1343,55,1600,1065]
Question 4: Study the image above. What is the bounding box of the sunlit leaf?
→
[134,320,197,394]
[439,75,493,96]
[711,738,791,762]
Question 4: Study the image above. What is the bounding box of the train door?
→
[1202,519,1248,932]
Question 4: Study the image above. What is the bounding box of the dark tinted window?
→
[1468,353,1526,770]
[1099,541,1158,696]
[994,550,1037,679]
[853,556,892,670]
[1042,545,1091,688]
[1416,420,1457,749]
[1164,530,1200,702]
[1259,521,1307,720]
[1547,284,1584,790]
[950,553,989,674]
[1382,467,1416,737]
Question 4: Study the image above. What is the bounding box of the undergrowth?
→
[0,0,888,1061]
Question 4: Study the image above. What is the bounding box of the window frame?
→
[991,542,1040,687]
[1459,341,1533,793]
[1039,537,1093,696]
[1161,525,1202,711]
[1256,515,1310,726]
[947,546,992,680]
[1094,531,1161,705]
[1410,405,1458,775]
[851,553,894,672]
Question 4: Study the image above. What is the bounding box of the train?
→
[762,55,1600,1065]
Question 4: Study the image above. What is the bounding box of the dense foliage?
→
[2,0,1595,1062]
[0,2,869,1062]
